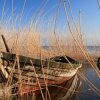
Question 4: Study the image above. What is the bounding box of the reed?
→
[0,0,100,99]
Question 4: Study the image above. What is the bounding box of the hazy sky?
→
[0,0,100,45]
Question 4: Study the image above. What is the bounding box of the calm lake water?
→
[74,63,100,100]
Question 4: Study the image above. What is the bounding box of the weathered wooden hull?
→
[10,64,81,99]
[11,75,81,100]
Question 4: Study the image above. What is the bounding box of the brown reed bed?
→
[0,0,100,99]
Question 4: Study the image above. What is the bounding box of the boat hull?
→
[12,75,81,100]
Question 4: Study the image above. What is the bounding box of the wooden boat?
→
[0,52,82,96]
[0,35,82,99]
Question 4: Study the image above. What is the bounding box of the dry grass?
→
[0,0,100,99]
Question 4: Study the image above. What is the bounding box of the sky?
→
[0,0,100,45]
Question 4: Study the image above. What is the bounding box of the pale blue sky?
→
[0,0,100,45]
[0,0,100,30]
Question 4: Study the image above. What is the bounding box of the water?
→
[87,46,100,56]
[74,63,100,100]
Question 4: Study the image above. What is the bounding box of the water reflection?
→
[74,63,100,100]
